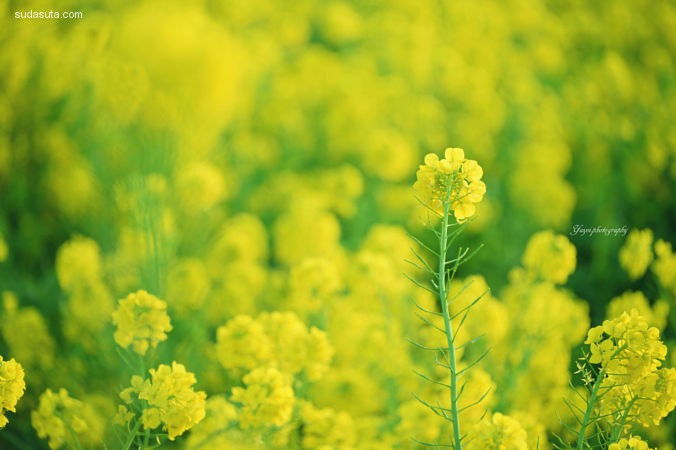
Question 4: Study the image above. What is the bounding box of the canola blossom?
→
[582,310,676,429]
[118,362,206,441]
[112,290,173,356]
[608,436,654,450]
[230,367,295,429]
[413,148,486,221]
[1,0,675,449]
[0,357,25,429]
[31,389,100,449]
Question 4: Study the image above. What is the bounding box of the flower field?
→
[1,0,675,449]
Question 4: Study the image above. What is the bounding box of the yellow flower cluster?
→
[299,401,356,450]
[55,235,104,292]
[1,292,55,371]
[184,396,238,449]
[0,356,25,428]
[216,311,333,380]
[31,389,91,449]
[55,236,115,347]
[118,361,206,440]
[230,367,295,429]
[288,257,343,316]
[585,310,676,427]
[413,148,486,221]
[176,161,228,214]
[215,315,271,373]
[521,230,577,284]
[653,239,676,298]
[273,202,342,266]
[474,231,588,437]
[606,291,669,331]
[586,310,665,379]
[609,436,655,450]
[619,229,654,280]
[466,412,528,450]
[112,290,172,355]
[166,258,210,315]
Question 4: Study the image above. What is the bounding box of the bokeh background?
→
[1,0,675,448]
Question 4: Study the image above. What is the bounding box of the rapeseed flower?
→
[609,435,654,450]
[652,239,676,297]
[118,361,206,440]
[215,312,333,381]
[0,356,25,428]
[216,315,273,373]
[522,230,576,284]
[112,290,172,355]
[619,229,654,280]
[55,235,104,293]
[1,292,55,370]
[413,148,486,221]
[31,389,91,449]
[584,310,676,428]
[466,412,528,450]
[231,367,295,429]
[299,401,356,449]
[606,291,668,331]
[184,396,238,448]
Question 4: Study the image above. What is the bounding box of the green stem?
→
[609,395,637,442]
[143,428,150,448]
[122,419,143,450]
[438,196,463,450]
[576,367,605,450]
[55,411,84,450]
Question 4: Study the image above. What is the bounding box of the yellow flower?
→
[118,361,207,440]
[231,367,295,429]
[466,412,528,450]
[619,229,654,280]
[300,401,356,449]
[522,230,576,284]
[609,435,655,450]
[55,235,104,293]
[112,290,172,355]
[166,258,210,315]
[585,310,676,427]
[0,356,25,429]
[31,389,90,449]
[288,257,343,315]
[184,396,238,448]
[1,292,55,370]
[176,161,228,214]
[258,311,334,381]
[652,239,676,297]
[606,291,669,331]
[216,315,273,373]
[413,147,486,221]
[215,312,333,381]
[273,202,342,266]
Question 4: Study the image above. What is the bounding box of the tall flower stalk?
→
[408,148,487,449]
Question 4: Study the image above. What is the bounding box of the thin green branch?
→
[457,348,491,378]
[407,338,448,352]
[413,370,452,389]
[458,387,492,413]
[413,300,443,316]
[416,313,447,334]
